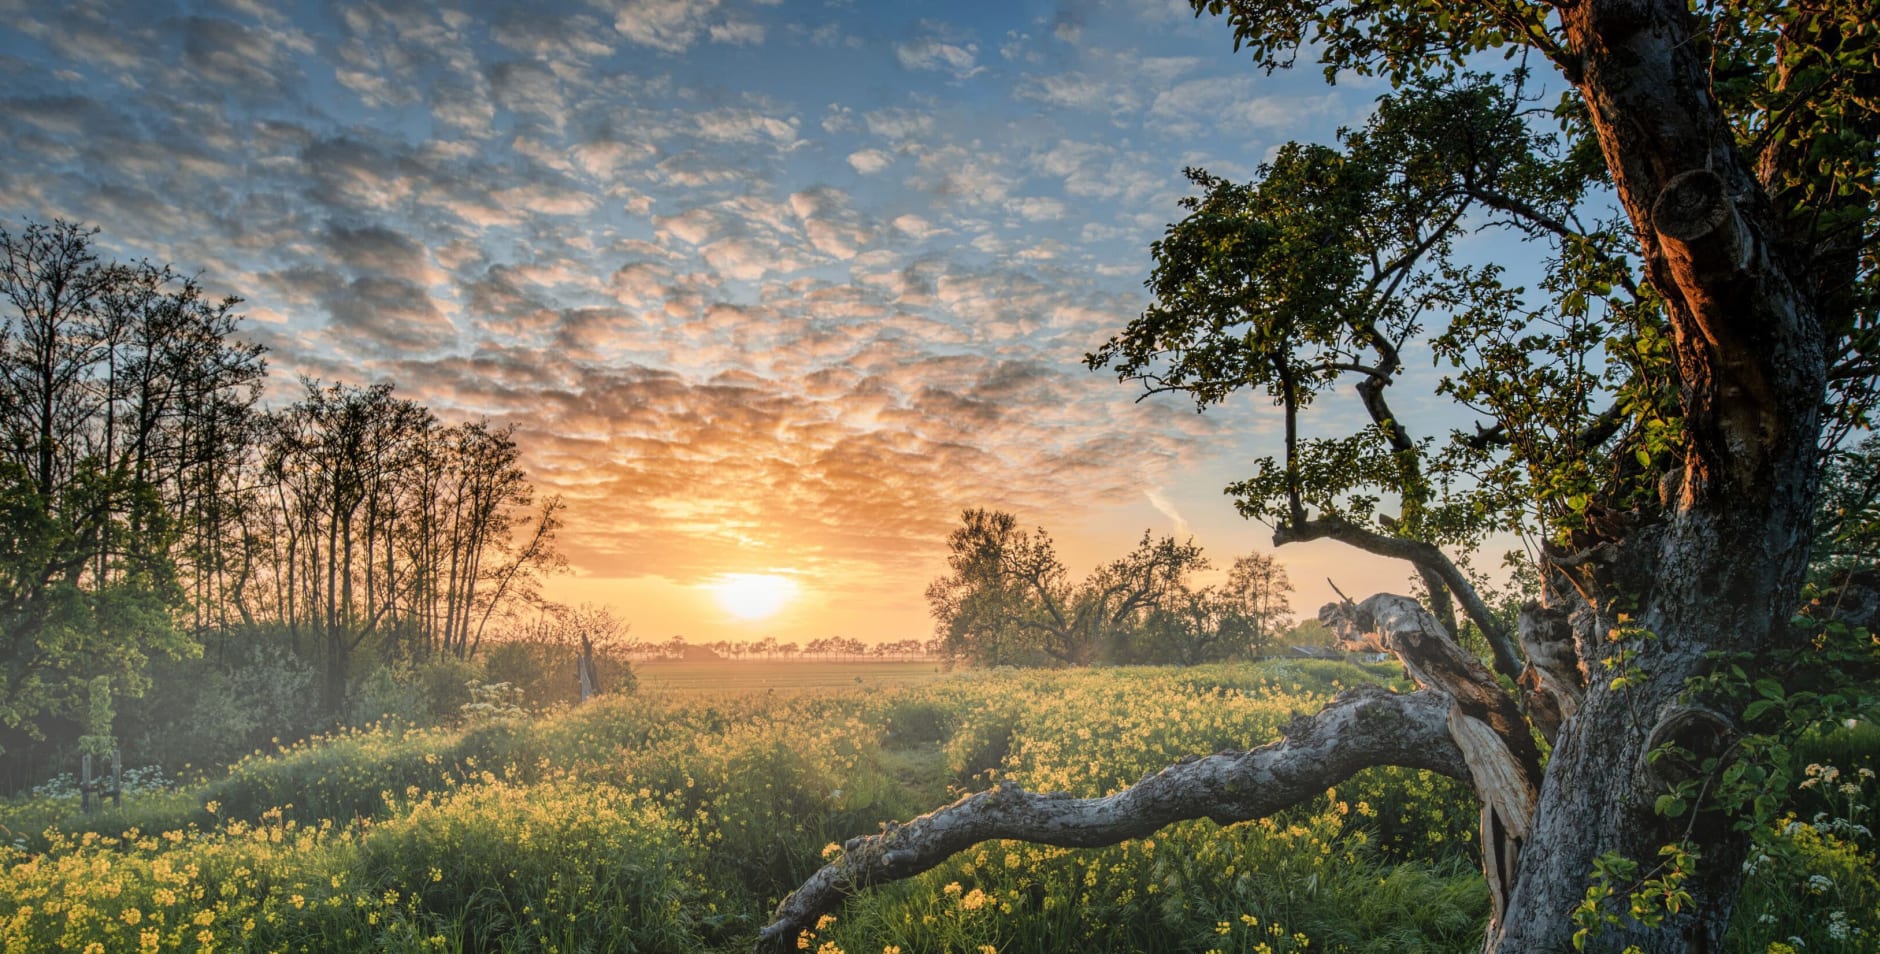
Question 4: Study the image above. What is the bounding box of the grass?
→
[632,658,949,692]
[0,660,1872,954]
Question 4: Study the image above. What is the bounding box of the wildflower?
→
[1827,911,1851,941]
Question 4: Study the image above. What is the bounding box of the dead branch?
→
[753,683,1470,953]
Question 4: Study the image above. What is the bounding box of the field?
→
[632,659,948,692]
[2,661,1874,954]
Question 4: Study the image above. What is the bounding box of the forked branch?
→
[753,682,1471,952]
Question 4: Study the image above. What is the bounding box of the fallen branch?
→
[753,683,1470,952]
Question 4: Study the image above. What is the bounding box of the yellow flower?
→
[122,908,142,925]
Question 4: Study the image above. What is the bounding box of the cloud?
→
[693,106,800,147]
[322,223,444,286]
[847,148,892,174]
[180,15,312,98]
[1145,488,1194,538]
[598,0,723,53]
[0,0,1359,630]
[321,276,458,353]
[1149,76,1341,140]
[895,39,983,79]
[708,19,765,45]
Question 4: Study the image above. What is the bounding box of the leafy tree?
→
[764,1,1877,951]
[0,221,260,766]
[1126,551,1294,664]
[926,509,1209,666]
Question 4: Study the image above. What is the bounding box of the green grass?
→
[1,661,1872,954]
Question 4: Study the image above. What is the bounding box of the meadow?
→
[631,659,947,693]
[1,660,1873,953]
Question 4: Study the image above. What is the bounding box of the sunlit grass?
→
[2,660,1871,952]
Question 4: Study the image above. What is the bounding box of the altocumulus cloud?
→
[0,0,1361,602]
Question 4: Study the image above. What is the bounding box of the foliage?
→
[0,219,263,764]
[0,218,569,782]
[482,603,638,708]
[3,664,1871,951]
[928,509,1292,667]
[0,665,1449,952]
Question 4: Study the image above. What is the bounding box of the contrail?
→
[1144,488,1192,539]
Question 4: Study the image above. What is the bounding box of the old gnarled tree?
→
[760,0,1877,950]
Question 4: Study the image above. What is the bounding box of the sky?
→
[0,0,1444,645]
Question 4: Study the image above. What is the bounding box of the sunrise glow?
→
[705,573,800,621]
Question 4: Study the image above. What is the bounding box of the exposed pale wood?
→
[752,683,1470,953]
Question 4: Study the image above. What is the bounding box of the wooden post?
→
[578,633,599,702]
[111,748,122,809]
[81,753,92,813]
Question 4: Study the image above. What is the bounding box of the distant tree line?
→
[0,220,561,784]
[632,635,941,661]
[926,508,1293,667]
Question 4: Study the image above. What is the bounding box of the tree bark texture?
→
[1494,1,1828,950]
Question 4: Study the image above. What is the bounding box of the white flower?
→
[1827,911,1850,941]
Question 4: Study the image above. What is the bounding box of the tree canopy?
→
[926,509,1291,666]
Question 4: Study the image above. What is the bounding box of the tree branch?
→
[1274,515,1525,683]
[752,684,1470,953]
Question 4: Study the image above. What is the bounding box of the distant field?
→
[631,658,948,691]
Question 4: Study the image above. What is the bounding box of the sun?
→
[705,573,800,620]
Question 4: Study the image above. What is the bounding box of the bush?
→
[122,640,323,776]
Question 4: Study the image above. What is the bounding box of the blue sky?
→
[0,0,1430,642]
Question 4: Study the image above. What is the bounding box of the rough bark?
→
[754,681,1470,953]
[1490,0,1829,950]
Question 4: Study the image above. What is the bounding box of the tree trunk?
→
[1490,1,1830,949]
